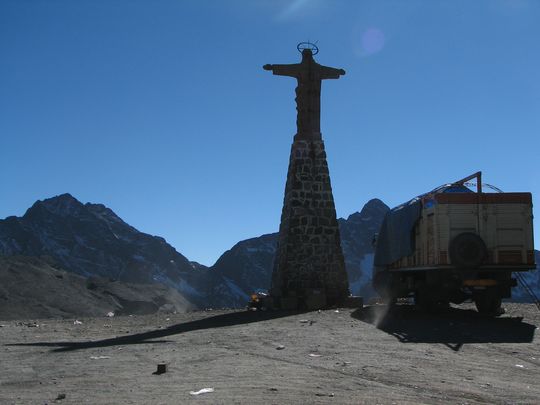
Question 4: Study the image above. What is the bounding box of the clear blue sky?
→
[1,0,539,266]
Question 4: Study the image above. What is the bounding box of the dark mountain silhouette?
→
[208,233,278,307]
[338,199,390,296]
[0,194,209,306]
[1,194,537,314]
[0,195,391,310]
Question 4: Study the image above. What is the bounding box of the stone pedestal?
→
[270,135,350,308]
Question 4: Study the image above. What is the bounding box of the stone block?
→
[270,138,350,306]
[305,290,327,310]
[279,296,299,310]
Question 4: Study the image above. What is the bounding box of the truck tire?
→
[449,232,487,269]
[474,288,503,316]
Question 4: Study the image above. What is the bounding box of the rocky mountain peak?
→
[25,193,84,218]
[346,199,389,223]
[362,198,389,213]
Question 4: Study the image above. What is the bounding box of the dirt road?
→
[1,303,539,404]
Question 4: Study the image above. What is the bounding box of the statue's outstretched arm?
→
[319,65,346,79]
[263,63,301,78]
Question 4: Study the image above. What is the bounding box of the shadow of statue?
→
[6,310,305,353]
[351,304,537,352]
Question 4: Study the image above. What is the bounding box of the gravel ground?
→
[1,303,539,404]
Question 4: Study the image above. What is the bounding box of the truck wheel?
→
[449,233,487,269]
[474,288,503,316]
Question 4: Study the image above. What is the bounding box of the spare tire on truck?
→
[449,232,487,269]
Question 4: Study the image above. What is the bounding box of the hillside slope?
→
[0,256,192,320]
[0,194,209,305]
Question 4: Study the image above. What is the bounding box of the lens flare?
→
[361,28,385,55]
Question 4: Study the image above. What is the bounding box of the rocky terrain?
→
[0,195,391,312]
[0,303,538,404]
[0,194,210,306]
[208,233,277,307]
[0,194,538,317]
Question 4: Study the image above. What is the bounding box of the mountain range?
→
[0,194,388,310]
[0,193,538,315]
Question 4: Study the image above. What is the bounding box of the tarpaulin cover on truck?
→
[374,184,472,267]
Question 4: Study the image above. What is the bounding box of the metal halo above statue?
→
[297,42,319,55]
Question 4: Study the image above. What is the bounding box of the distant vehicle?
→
[373,172,536,315]
[247,292,271,311]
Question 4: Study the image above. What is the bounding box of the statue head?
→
[301,48,314,63]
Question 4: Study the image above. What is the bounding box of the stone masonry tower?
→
[264,43,349,309]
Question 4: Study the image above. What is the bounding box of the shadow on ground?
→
[6,310,304,353]
[352,305,537,351]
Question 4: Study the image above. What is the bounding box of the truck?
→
[372,172,536,315]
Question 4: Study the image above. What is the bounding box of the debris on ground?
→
[17,321,39,327]
[106,311,115,317]
[55,393,66,400]
[73,320,83,325]
[300,319,316,325]
[90,356,111,360]
[276,345,285,350]
[189,388,214,396]
[515,364,525,368]
[1,305,539,403]
[153,363,167,375]
[309,353,322,357]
